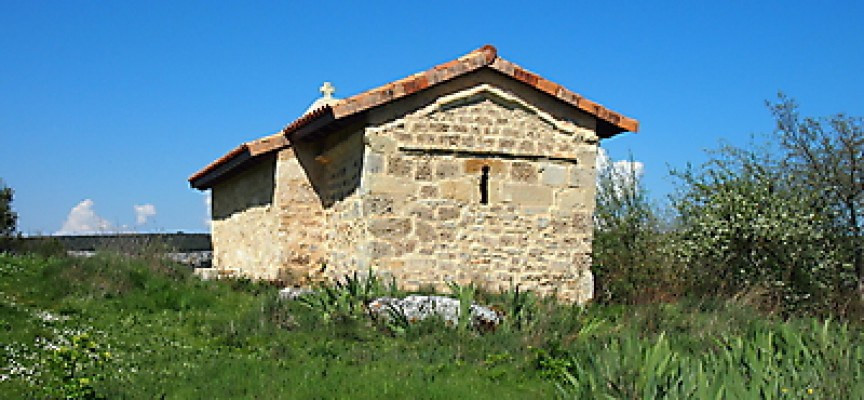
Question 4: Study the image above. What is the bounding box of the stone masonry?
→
[193,46,638,303]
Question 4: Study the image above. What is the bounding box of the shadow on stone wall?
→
[293,128,365,209]
[211,153,277,220]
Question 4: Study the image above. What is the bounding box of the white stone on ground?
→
[278,287,315,300]
[367,295,501,328]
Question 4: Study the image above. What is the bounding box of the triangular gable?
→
[190,45,638,189]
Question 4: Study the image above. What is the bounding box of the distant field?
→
[1,252,863,399]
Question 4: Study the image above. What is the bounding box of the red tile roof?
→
[190,45,638,189]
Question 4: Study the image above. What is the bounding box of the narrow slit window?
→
[480,165,490,205]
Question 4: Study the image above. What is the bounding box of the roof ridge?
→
[328,45,497,120]
[281,45,498,137]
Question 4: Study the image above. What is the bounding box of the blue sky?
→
[1,1,862,234]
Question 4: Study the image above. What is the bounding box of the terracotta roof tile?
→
[188,143,249,184]
[246,132,290,156]
[187,132,288,183]
[328,46,494,120]
[486,56,639,133]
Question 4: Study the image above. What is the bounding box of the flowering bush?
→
[672,145,844,312]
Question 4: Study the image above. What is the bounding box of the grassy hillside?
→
[2,253,863,399]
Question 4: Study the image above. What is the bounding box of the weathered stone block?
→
[440,179,474,202]
[510,162,538,183]
[368,217,412,237]
[487,181,504,204]
[499,139,516,150]
[415,159,434,181]
[555,187,595,212]
[364,195,395,215]
[568,166,594,188]
[366,175,416,196]
[541,163,568,186]
[417,133,437,146]
[575,146,597,168]
[503,183,553,206]
[435,160,461,179]
[408,203,435,220]
[414,221,436,243]
[464,158,506,174]
[366,133,398,154]
[387,156,413,177]
[437,205,461,221]
[368,241,393,258]
[364,152,385,174]
[572,212,593,232]
[441,134,460,147]
[395,132,414,144]
[459,135,476,147]
[418,185,438,198]
[518,141,536,153]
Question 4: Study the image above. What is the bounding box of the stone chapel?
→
[189,45,638,303]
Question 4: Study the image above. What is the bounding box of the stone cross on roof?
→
[320,82,335,99]
[301,82,339,115]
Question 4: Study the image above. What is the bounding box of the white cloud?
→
[597,148,644,177]
[133,204,156,225]
[596,147,644,194]
[57,199,114,235]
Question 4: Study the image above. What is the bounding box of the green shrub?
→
[672,144,843,313]
[593,152,681,304]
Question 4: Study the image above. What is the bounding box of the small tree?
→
[0,179,16,237]
[593,152,676,303]
[768,94,864,298]
[672,144,841,311]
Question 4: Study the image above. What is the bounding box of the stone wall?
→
[210,154,282,278]
[210,77,601,303]
[286,126,369,281]
[271,148,330,281]
[336,83,598,302]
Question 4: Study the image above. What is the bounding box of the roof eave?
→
[486,57,638,135]
[189,145,253,190]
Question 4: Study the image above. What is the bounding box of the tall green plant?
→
[672,143,840,311]
[447,281,477,332]
[769,94,864,298]
[298,270,397,321]
[551,319,864,399]
[499,283,537,332]
[593,151,676,303]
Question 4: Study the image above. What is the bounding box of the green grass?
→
[1,252,863,399]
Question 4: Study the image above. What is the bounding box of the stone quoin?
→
[189,45,638,303]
